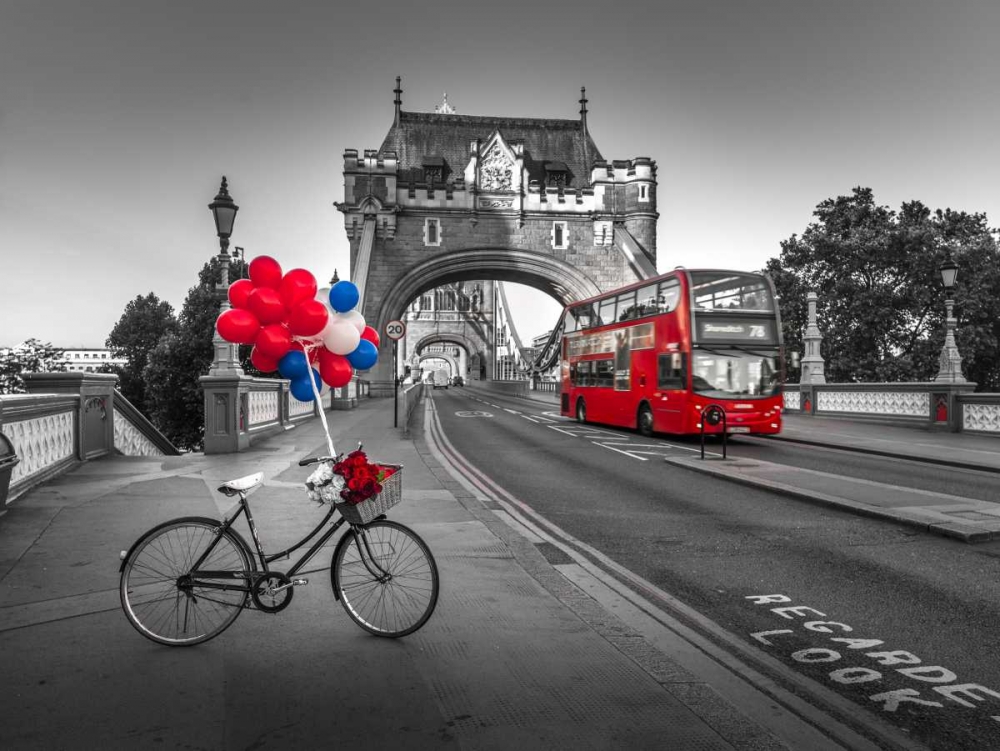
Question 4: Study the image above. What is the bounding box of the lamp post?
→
[207,176,243,375]
[933,247,966,383]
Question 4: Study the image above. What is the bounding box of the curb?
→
[764,434,1000,475]
[662,456,997,544]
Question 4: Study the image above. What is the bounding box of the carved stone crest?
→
[479,143,513,192]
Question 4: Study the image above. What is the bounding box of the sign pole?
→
[384,319,406,429]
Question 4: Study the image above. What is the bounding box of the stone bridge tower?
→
[336,80,659,395]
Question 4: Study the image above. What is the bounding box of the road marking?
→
[521,415,540,423]
[593,441,649,461]
[504,408,520,414]
[455,411,493,417]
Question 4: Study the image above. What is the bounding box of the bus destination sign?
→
[695,317,776,344]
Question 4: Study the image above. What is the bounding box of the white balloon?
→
[341,309,366,334]
[323,320,361,355]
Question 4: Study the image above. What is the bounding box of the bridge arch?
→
[417,352,459,378]
[372,248,599,334]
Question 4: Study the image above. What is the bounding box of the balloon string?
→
[303,341,336,458]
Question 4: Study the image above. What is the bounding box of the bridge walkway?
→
[0,395,889,750]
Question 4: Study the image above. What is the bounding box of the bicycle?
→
[118,455,439,646]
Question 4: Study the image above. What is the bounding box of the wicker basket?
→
[334,464,403,525]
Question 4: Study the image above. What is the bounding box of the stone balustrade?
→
[0,373,180,505]
[782,381,977,432]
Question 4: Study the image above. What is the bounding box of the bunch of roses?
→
[333,449,396,505]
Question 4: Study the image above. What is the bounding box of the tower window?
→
[424,218,441,247]
[552,221,568,250]
[638,184,649,203]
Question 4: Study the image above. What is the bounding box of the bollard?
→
[700,404,727,460]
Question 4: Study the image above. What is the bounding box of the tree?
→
[765,187,1000,389]
[144,257,251,450]
[0,339,67,394]
[105,293,177,412]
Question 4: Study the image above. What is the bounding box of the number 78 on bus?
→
[558,268,785,436]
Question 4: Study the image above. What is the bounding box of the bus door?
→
[654,352,688,433]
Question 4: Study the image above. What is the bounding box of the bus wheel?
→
[576,399,587,423]
[637,404,654,437]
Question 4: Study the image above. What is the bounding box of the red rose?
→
[361,478,377,497]
[348,477,362,491]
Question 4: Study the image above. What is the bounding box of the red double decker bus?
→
[559,268,785,436]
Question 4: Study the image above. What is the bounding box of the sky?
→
[2,0,998,347]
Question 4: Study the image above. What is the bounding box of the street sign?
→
[385,320,406,340]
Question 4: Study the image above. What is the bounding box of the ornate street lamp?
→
[934,247,966,383]
[207,176,244,375]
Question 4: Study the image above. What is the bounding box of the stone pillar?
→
[22,372,117,460]
[934,296,966,383]
[200,375,251,454]
[800,291,827,384]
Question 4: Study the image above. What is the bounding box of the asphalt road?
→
[431,385,1000,751]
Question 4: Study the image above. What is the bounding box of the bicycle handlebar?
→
[298,456,335,467]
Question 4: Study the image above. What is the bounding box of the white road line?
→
[521,415,540,423]
[593,441,649,461]
[504,408,520,414]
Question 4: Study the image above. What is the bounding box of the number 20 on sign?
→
[385,320,406,340]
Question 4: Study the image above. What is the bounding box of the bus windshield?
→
[691,347,780,398]
[689,272,774,312]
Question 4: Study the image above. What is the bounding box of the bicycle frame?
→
[184,491,392,598]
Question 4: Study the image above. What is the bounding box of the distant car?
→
[452,376,464,387]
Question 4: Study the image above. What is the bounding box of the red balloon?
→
[228,278,255,309]
[318,348,353,388]
[360,325,380,349]
[288,299,329,337]
[279,269,319,311]
[255,323,293,359]
[247,287,286,325]
[216,308,260,345]
[249,255,283,290]
[250,346,280,373]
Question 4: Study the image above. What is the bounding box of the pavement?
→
[0,392,926,751]
[495,384,1000,544]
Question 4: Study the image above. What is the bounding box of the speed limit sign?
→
[385,320,406,340]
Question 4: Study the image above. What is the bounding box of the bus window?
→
[635,284,658,317]
[658,353,686,389]
[598,297,616,327]
[564,311,578,333]
[595,360,614,388]
[573,303,596,330]
[657,280,681,312]
[617,291,637,321]
[689,272,773,312]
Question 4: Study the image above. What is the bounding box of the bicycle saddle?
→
[217,472,264,496]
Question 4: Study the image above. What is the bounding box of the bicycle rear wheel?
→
[120,517,251,646]
[332,520,439,638]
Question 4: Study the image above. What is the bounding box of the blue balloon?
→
[289,368,321,402]
[278,350,309,380]
[347,339,378,370]
[329,281,360,313]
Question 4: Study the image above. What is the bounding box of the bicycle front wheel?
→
[332,520,439,637]
[120,517,251,646]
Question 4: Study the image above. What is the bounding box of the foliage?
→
[765,187,1000,390]
[105,293,177,412]
[0,339,67,394]
[144,257,248,450]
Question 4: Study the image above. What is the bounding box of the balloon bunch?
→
[215,255,380,402]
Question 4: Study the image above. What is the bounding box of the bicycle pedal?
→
[292,578,308,586]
